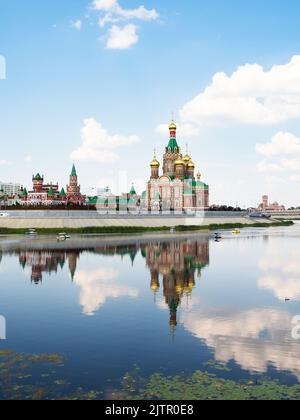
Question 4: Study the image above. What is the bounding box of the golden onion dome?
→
[188,161,195,169]
[169,121,177,130]
[150,149,160,168]
[150,158,160,168]
[196,171,201,178]
[175,158,185,166]
[183,154,191,163]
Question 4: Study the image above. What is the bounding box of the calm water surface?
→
[1,223,300,397]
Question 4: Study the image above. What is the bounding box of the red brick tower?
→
[32,174,44,193]
[66,164,85,205]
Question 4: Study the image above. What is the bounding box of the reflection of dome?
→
[176,285,184,293]
[151,282,159,291]
[189,281,195,288]
[160,267,170,276]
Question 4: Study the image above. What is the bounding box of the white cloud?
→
[71,117,140,164]
[106,24,138,49]
[256,132,300,157]
[92,0,159,49]
[256,132,300,180]
[180,56,300,126]
[93,0,159,26]
[72,20,82,30]
[93,0,117,11]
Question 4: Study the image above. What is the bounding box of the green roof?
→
[60,188,66,196]
[184,189,193,195]
[167,137,179,151]
[34,173,42,179]
[48,186,54,196]
[87,196,98,205]
[97,198,107,205]
[21,188,28,196]
[71,164,77,177]
[141,191,147,199]
[192,181,209,189]
[129,185,137,195]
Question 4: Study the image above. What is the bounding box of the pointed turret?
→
[71,164,77,178]
[167,120,179,152]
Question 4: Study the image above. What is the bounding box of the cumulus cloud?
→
[71,118,140,164]
[256,132,300,178]
[180,56,300,126]
[93,0,159,26]
[92,0,159,49]
[74,267,139,316]
[106,24,138,49]
[256,132,300,157]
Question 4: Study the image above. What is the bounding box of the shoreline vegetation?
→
[0,220,294,236]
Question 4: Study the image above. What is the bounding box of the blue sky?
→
[1,0,300,207]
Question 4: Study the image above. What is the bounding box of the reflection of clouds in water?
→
[182,308,300,379]
[155,296,201,312]
[258,244,300,300]
[74,268,139,316]
[155,298,168,311]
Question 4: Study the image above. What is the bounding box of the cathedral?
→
[146,121,209,212]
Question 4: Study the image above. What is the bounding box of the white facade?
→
[0,182,22,196]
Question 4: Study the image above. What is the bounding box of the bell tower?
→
[163,121,181,178]
[150,150,160,179]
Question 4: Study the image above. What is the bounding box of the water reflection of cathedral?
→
[18,249,81,284]
[4,238,209,331]
[144,239,210,333]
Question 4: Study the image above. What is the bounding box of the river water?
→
[0,223,300,399]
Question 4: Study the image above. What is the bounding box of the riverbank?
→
[0,220,293,235]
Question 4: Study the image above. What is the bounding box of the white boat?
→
[25,229,38,236]
[57,232,71,241]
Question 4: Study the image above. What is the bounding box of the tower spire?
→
[71,163,77,177]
